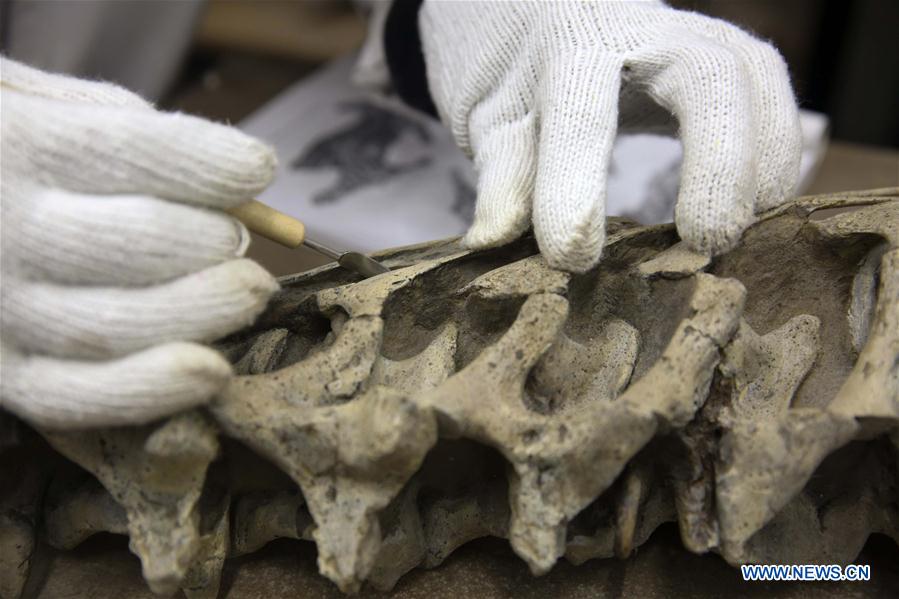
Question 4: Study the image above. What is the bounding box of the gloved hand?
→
[419,0,802,272]
[1,58,279,428]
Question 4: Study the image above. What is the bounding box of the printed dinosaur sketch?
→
[292,101,433,204]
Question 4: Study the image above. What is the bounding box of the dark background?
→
[164,0,899,148]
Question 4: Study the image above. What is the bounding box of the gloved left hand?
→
[419,0,802,272]
[1,58,279,429]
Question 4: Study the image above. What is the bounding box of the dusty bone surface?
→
[0,189,897,597]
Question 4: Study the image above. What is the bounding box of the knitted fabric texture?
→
[0,58,279,429]
[419,0,802,272]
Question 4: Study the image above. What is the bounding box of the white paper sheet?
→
[241,56,829,252]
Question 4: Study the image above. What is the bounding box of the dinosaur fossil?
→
[1,188,897,597]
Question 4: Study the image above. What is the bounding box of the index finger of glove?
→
[533,52,623,273]
[2,91,276,208]
[5,187,251,286]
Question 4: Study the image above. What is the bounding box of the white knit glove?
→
[420,0,802,272]
[0,58,279,429]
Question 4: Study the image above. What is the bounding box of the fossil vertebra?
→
[1,189,896,597]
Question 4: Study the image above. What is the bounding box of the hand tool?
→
[228,200,390,278]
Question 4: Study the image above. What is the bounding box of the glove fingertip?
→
[214,259,280,332]
[539,224,606,274]
[236,137,279,195]
[206,132,279,204]
[533,193,607,274]
[462,216,527,250]
[156,344,234,408]
[675,202,754,256]
[462,190,532,250]
[231,258,281,297]
[146,112,279,206]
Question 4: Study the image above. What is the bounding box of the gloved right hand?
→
[1,58,279,429]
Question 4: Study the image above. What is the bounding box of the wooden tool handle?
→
[228,200,306,249]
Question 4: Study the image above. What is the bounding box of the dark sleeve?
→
[383,0,438,117]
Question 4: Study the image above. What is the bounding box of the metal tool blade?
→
[338,252,390,278]
[303,238,389,278]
